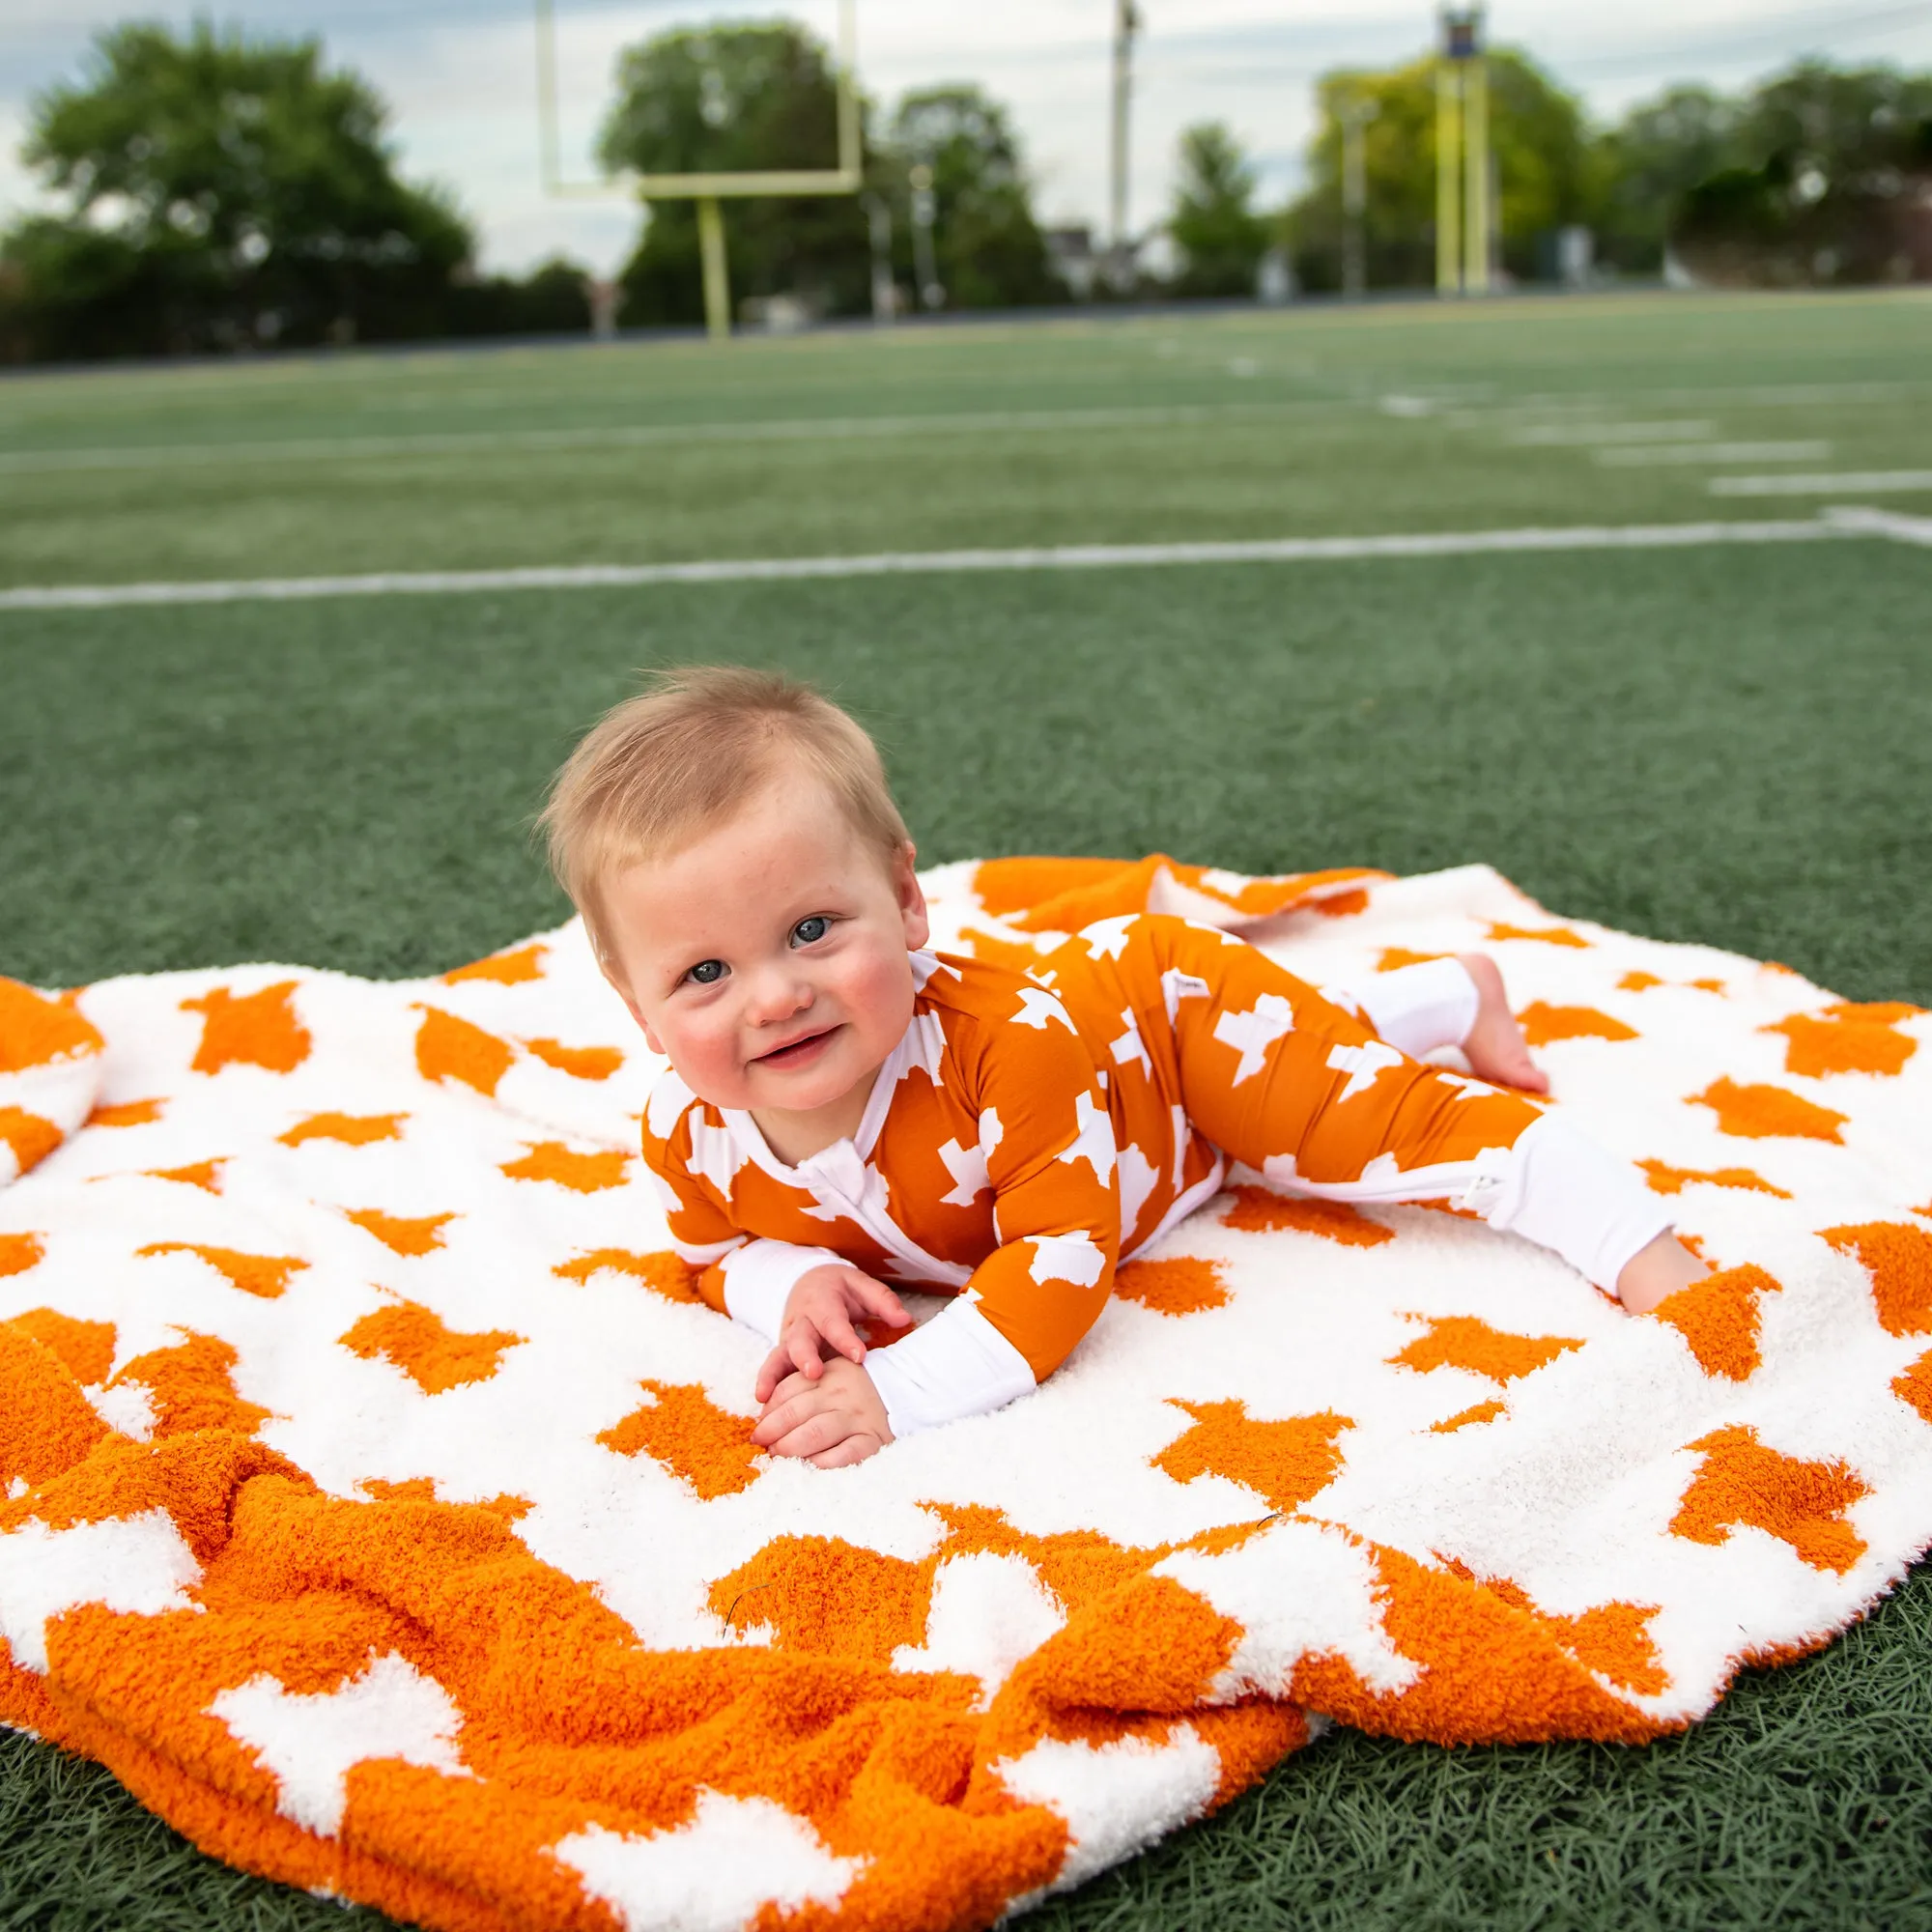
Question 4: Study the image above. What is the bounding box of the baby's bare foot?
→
[1458,952,1549,1094]
[1615,1231,1709,1315]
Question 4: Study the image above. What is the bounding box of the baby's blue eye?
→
[791,916,830,947]
[687,959,725,985]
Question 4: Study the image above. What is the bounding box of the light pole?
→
[1107,0,1142,292]
[1340,95,1379,300]
[908,164,943,310]
[1435,8,1490,297]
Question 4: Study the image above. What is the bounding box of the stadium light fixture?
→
[533,0,863,339]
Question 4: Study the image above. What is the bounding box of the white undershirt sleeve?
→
[1459,1110,1675,1293]
[714,1238,850,1344]
[863,1296,1038,1436]
[1346,956,1480,1060]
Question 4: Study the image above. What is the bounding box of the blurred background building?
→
[2,1,1929,359]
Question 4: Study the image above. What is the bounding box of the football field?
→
[2,289,1930,1929]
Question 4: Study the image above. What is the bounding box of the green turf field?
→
[2,289,1930,1929]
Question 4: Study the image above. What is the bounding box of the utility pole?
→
[1108,0,1141,292]
[1340,95,1379,300]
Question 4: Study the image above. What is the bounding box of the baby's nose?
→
[745,967,811,1026]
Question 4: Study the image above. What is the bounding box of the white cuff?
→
[1350,957,1479,1060]
[863,1297,1037,1436]
[715,1239,848,1343]
[1461,1111,1674,1292]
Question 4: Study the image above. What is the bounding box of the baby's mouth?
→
[754,1026,839,1069]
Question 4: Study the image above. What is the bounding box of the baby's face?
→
[600,775,928,1125]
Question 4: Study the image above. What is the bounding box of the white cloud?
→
[2,0,1928,275]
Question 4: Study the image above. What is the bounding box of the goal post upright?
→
[533,0,864,336]
[1462,49,1490,294]
[1435,61,1462,294]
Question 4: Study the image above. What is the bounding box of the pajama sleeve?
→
[865,993,1122,1436]
[639,1077,844,1343]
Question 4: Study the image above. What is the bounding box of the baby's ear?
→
[894,842,930,950]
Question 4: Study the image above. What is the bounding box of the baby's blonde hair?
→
[539,666,910,966]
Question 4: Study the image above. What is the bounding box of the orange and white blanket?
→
[3,857,1929,1932]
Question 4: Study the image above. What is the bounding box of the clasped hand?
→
[750,1263,909,1467]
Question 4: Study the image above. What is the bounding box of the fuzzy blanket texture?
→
[2,855,1929,1932]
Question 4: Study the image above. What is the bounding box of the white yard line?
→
[1509,380,1932,410]
[1594,441,1831,468]
[0,401,1335,475]
[1710,470,1932,496]
[1824,505,1932,546]
[1504,420,1714,446]
[0,514,1894,612]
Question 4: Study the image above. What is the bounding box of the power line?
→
[1558,0,1932,77]
[1179,1,1932,86]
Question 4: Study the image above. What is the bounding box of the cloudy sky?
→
[4,0,1928,276]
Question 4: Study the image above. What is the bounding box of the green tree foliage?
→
[599,21,869,326]
[1589,87,1744,272]
[1288,50,1591,292]
[882,86,1061,309]
[0,19,483,358]
[1671,63,1932,284]
[1167,122,1270,298]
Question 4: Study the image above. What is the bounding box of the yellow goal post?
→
[533,0,862,338]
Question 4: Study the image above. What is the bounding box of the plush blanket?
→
[3,856,1929,1932]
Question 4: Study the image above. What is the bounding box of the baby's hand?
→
[753,1357,894,1467]
[753,1264,911,1405]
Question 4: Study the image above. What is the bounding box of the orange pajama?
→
[641,916,1670,1434]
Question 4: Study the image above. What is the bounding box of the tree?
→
[882,86,1061,308]
[1,19,474,358]
[1167,123,1269,298]
[444,258,592,339]
[1591,61,1932,285]
[1687,62,1932,283]
[1588,87,1745,272]
[1288,50,1592,292]
[598,21,871,326]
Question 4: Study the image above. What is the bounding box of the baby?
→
[541,668,1706,1468]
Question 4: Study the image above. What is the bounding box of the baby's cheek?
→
[662,1013,751,1107]
[840,952,917,1058]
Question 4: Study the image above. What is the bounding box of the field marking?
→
[1826,505,1932,546]
[1595,440,1831,468]
[0,401,1347,475]
[1710,470,1932,496]
[0,514,1897,612]
[1504,420,1713,446]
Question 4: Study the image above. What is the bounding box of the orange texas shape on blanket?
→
[0,978,104,1183]
[0,978,102,1075]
